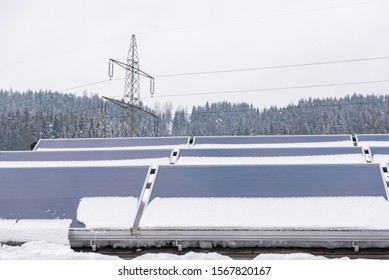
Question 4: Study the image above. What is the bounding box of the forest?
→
[1,89,389,150]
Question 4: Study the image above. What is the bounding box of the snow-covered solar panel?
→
[0,149,172,161]
[356,134,389,147]
[35,137,190,150]
[149,165,387,200]
[370,147,389,157]
[0,166,149,228]
[193,135,353,147]
[178,147,363,158]
[369,147,389,163]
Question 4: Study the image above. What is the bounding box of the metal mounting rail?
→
[69,229,389,249]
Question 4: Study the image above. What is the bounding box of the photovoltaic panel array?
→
[0,166,149,228]
[193,135,353,145]
[0,149,172,161]
[34,137,190,150]
[178,147,363,158]
[149,165,388,200]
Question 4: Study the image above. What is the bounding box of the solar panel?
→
[178,147,363,158]
[0,166,149,228]
[0,149,172,161]
[193,135,353,146]
[370,147,389,157]
[369,147,389,164]
[149,165,387,200]
[35,137,190,150]
[356,134,389,142]
[356,134,389,147]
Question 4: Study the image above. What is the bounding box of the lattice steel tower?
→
[107,34,155,136]
[124,34,140,104]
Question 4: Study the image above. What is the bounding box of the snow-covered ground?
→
[0,241,349,260]
[0,241,119,260]
[0,216,354,260]
[0,219,71,244]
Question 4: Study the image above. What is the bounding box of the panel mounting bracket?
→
[352,241,359,253]
[175,240,183,252]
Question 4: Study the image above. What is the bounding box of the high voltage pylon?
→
[105,34,157,136]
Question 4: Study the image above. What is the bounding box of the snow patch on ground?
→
[77,197,139,229]
[253,253,349,260]
[133,251,233,260]
[0,219,71,244]
[1,242,345,260]
[0,241,119,260]
[140,197,389,230]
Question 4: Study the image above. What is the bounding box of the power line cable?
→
[141,79,389,100]
[153,56,389,78]
[29,55,389,94]
[58,79,110,92]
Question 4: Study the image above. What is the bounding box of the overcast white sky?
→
[1,0,389,111]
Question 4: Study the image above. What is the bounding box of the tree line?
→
[1,89,388,150]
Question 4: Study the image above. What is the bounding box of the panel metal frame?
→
[34,136,191,150]
[0,165,152,228]
[0,149,174,162]
[145,164,389,200]
[68,228,389,249]
[356,134,389,144]
[176,146,366,159]
[116,163,389,249]
[192,134,354,146]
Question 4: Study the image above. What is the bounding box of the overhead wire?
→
[58,79,111,93]
[52,55,389,96]
[141,79,389,100]
[153,56,389,78]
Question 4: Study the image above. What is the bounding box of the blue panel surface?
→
[194,135,352,145]
[0,149,171,161]
[150,165,387,200]
[179,147,362,158]
[35,137,189,149]
[0,166,149,228]
[356,134,389,142]
[370,147,389,157]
